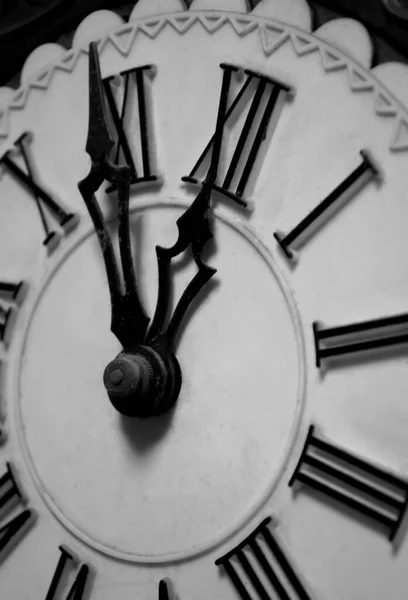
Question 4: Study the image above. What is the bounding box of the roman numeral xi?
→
[290,426,408,542]
[0,132,79,253]
[183,63,294,209]
[103,65,158,190]
[216,516,313,600]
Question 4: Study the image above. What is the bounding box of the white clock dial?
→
[0,2,408,599]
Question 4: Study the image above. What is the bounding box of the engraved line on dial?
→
[274,150,383,260]
[313,313,408,368]
[0,133,79,253]
[0,463,35,565]
[0,280,27,349]
[215,516,314,599]
[182,64,294,209]
[103,65,159,191]
[290,426,408,542]
[45,545,91,600]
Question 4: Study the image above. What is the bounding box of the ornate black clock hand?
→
[146,181,217,351]
[78,42,150,350]
[102,62,231,419]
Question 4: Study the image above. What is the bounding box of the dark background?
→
[1,0,408,86]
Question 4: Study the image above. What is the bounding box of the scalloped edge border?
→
[0,11,407,152]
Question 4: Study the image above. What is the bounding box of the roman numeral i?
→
[290,426,408,542]
[274,150,382,260]
[183,63,294,209]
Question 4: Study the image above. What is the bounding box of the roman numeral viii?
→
[103,65,158,190]
[0,463,35,564]
[313,312,408,368]
[0,281,27,349]
[290,426,408,542]
[0,133,79,253]
[274,150,382,260]
[45,545,91,600]
[183,64,294,209]
[215,517,313,599]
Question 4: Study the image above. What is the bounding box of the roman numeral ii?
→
[183,63,294,208]
[290,426,408,542]
[216,516,313,599]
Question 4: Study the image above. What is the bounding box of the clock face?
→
[1,2,408,599]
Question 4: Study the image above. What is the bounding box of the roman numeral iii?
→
[0,463,35,563]
[0,133,79,252]
[290,426,408,542]
[45,545,91,600]
[103,65,158,190]
[183,63,294,208]
[0,281,27,348]
[313,313,408,368]
[215,516,313,599]
[274,150,382,260]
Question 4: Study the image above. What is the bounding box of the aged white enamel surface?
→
[315,18,373,67]
[20,44,66,84]
[130,0,187,19]
[253,0,312,30]
[0,5,407,600]
[17,201,305,562]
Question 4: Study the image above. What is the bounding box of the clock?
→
[1,0,408,598]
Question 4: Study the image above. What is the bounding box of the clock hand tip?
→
[85,41,114,163]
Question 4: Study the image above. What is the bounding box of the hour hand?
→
[78,42,149,349]
[147,181,217,350]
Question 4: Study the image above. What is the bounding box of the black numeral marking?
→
[45,545,91,600]
[0,281,27,348]
[215,516,313,600]
[0,133,79,252]
[313,313,408,368]
[183,64,293,208]
[274,150,382,259]
[0,463,35,563]
[103,65,158,191]
[158,578,178,599]
[290,426,408,542]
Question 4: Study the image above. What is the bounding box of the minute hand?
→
[78,42,149,350]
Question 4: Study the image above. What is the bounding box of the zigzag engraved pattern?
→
[0,12,407,152]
